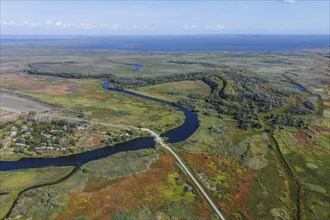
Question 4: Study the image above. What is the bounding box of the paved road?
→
[141,128,226,220]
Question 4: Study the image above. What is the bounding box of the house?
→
[10,131,17,138]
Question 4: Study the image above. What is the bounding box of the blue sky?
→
[1,1,329,35]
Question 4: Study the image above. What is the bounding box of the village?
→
[0,111,141,157]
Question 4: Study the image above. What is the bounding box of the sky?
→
[1,0,329,35]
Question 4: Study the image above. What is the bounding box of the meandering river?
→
[0,80,198,171]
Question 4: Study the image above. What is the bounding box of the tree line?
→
[26,63,314,130]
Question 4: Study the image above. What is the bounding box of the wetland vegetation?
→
[0,38,329,220]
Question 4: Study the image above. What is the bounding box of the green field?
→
[129,80,211,102]
[0,75,184,135]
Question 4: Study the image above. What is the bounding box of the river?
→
[292,83,306,92]
[0,80,198,171]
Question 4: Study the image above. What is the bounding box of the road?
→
[36,114,226,219]
[39,113,132,129]
[141,128,226,220]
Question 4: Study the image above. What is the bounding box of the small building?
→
[10,131,17,138]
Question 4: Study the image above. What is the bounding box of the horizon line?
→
[1,33,330,37]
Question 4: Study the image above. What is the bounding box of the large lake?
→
[1,35,329,52]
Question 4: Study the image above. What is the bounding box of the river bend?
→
[0,80,198,171]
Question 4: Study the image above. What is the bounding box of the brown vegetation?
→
[31,83,72,95]
[1,73,91,96]
[55,154,213,219]
[85,93,107,99]
[232,170,254,219]
[182,153,254,219]
[293,130,310,145]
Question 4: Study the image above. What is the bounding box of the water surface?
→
[2,35,329,52]
[101,80,198,143]
[0,80,198,171]
[293,83,306,92]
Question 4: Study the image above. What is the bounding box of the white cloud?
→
[53,21,75,28]
[50,20,95,29]
[1,20,77,29]
[1,21,16,26]
[111,24,120,30]
[77,23,94,29]
[184,24,200,30]
[215,24,225,29]
[1,20,41,27]
[20,21,41,27]
[283,0,296,3]
[1,20,225,33]
[205,24,225,30]
[29,22,41,27]
[184,24,225,31]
